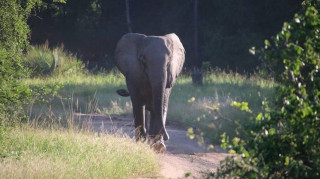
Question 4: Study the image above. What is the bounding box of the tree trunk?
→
[125,0,133,33]
[193,0,200,67]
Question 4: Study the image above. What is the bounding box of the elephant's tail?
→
[116,89,130,97]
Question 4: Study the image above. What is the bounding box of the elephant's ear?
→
[166,34,185,88]
[115,33,146,76]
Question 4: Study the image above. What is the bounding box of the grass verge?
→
[0,125,159,178]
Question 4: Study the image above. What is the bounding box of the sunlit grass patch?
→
[170,71,276,142]
[24,70,125,87]
[24,71,131,117]
[0,126,159,178]
[203,70,275,88]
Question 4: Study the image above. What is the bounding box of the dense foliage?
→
[214,0,320,178]
[0,0,42,121]
[29,0,301,71]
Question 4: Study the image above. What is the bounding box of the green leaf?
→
[256,113,263,122]
[185,172,192,177]
[232,137,240,147]
[264,40,271,48]
[269,128,275,135]
[285,156,290,166]
[186,128,195,140]
[53,0,67,3]
[187,128,194,135]
[188,97,195,103]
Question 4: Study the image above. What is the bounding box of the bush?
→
[24,43,85,77]
[0,0,41,121]
[214,0,320,178]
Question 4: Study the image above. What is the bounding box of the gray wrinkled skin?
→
[115,33,185,149]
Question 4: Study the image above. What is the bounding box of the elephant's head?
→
[115,33,185,89]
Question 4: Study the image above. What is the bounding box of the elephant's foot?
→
[135,135,146,142]
[135,127,147,142]
[149,135,166,153]
[135,133,147,142]
[151,140,166,153]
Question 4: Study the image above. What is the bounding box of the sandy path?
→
[76,114,228,178]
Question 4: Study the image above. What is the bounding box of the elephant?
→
[115,33,185,153]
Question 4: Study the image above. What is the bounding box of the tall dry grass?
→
[0,94,159,178]
[0,126,159,178]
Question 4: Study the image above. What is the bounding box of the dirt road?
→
[77,114,228,178]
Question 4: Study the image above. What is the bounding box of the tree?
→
[214,0,320,178]
[193,0,200,67]
[0,0,42,121]
[125,0,133,33]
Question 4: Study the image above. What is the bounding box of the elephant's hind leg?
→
[145,110,150,134]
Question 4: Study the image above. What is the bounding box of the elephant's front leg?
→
[132,101,147,141]
[148,85,168,153]
[148,90,171,141]
[149,90,166,140]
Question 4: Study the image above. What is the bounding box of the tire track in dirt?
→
[76,114,228,178]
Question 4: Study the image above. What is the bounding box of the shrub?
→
[214,0,320,178]
[24,44,85,77]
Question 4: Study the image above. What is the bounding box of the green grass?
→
[170,71,276,142]
[24,70,276,143]
[0,125,159,178]
[1,70,160,178]
[25,71,132,118]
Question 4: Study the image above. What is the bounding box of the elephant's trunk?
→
[148,67,169,141]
